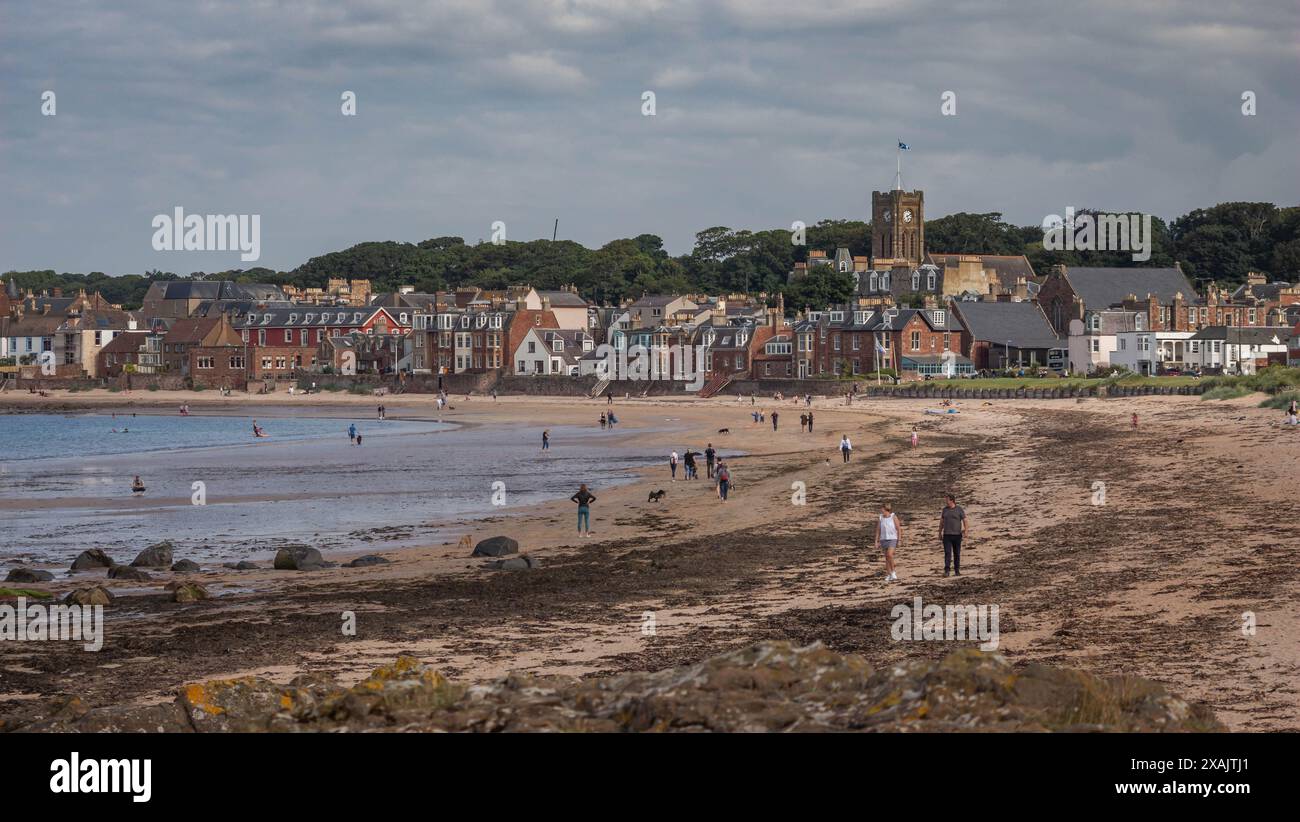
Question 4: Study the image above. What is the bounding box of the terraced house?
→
[794,306,971,379]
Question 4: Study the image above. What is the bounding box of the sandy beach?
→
[2,388,1297,731]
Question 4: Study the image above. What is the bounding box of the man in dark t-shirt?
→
[939,494,967,577]
[705,444,716,478]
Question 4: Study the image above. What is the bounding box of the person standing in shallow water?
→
[542,429,550,451]
[571,484,596,537]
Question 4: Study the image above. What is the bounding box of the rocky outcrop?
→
[488,555,539,571]
[5,568,55,583]
[224,561,259,571]
[471,536,518,558]
[2,641,1223,734]
[273,545,326,571]
[107,565,151,581]
[64,586,114,606]
[344,555,391,568]
[171,559,202,573]
[165,581,210,603]
[70,549,114,571]
[131,541,174,568]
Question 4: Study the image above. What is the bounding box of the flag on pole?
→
[898,141,910,150]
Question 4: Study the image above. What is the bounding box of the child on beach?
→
[571,484,596,537]
[840,435,852,462]
[542,430,550,450]
[910,426,918,448]
[1131,413,1139,428]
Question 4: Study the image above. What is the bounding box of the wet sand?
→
[2,390,1297,731]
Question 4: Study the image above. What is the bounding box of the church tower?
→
[871,189,924,268]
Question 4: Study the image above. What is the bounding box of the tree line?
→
[5,202,1296,311]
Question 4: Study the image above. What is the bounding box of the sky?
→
[1,0,1297,275]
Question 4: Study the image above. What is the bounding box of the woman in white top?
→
[875,503,902,582]
[670,451,679,481]
[839,435,852,463]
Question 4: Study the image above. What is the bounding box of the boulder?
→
[171,559,202,573]
[107,564,151,581]
[229,561,260,570]
[5,568,55,583]
[273,545,326,571]
[131,541,174,567]
[471,536,519,558]
[70,549,114,571]
[165,581,210,603]
[64,586,114,606]
[344,555,391,568]
[488,555,540,571]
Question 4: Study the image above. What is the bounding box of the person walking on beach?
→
[542,429,550,451]
[939,494,967,577]
[491,389,498,402]
[771,410,779,432]
[355,432,363,446]
[910,426,919,448]
[716,460,731,502]
[840,434,852,463]
[705,443,716,478]
[571,484,596,537]
[800,413,808,432]
[348,423,357,443]
[600,412,607,429]
[876,503,901,583]
[1131,412,1139,429]
[669,450,679,481]
[807,411,814,433]
[683,450,697,480]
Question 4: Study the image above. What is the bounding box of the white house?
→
[523,288,590,330]
[1111,329,1195,375]
[1186,326,1292,374]
[512,328,593,376]
[1067,309,1143,374]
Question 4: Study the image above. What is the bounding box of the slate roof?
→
[954,301,1062,348]
[1189,326,1293,345]
[1062,267,1194,308]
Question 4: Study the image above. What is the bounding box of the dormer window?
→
[933,310,945,326]
[552,338,563,352]
[289,314,298,324]
[247,314,258,324]
[304,313,315,324]
[912,272,920,290]
[927,272,937,290]
[399,313,408,325]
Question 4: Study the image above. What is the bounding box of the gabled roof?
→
[1061,266,1194,309]
[954,301,1062,348]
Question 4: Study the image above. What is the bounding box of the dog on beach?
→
[717,427,730,434]
[647,490,666,502]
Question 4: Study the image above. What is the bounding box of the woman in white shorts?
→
[876,503,902,582]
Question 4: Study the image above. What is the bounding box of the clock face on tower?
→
[903,209,913,223]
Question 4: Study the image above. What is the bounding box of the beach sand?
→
[1,388,1297,730]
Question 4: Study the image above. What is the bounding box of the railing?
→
[697,371,734,398]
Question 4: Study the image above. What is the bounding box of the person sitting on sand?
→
[131,475,145,494]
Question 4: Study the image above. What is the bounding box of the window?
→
[275,357,287,369]
[261,357,272,369]
[912,272,920,290]
[852,336,860,351]
[927,272,936,290]
[197,356,214,369]
[911,330,921,350]
[833,334,840,351]
[552,339,563,352]
[229,355,244,369]
[289,314,298,324]
[1091,339,1100,353]
[400,313,408,325]
[258,329,266,346]
[527,340,536,353]
[943,333,951,351]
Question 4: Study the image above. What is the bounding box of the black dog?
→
[717,427,730,434]
[647,490,666,502]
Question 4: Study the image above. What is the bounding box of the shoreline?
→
[2,392,1297,731]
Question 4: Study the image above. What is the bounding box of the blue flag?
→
[898,141,910,150]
